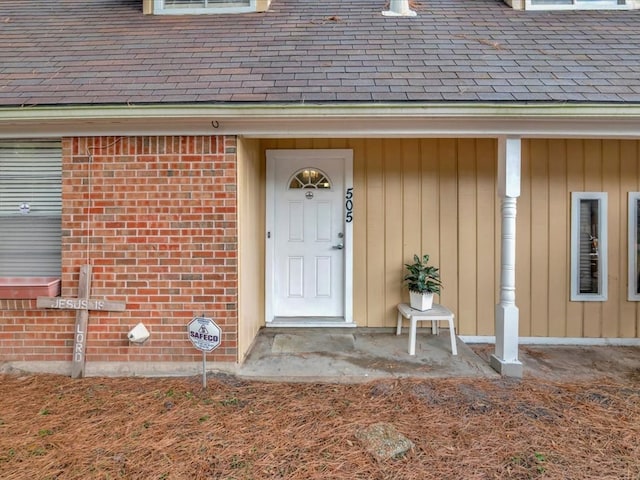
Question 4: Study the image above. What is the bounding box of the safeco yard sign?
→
[188,316,221,352]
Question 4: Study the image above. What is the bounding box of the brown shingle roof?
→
[1,0,640,107]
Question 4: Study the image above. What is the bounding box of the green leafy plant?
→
[534,452,546,473]
[219,396,240,407]
[403,254,442,294]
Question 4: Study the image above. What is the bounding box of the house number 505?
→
[345,188,354,223]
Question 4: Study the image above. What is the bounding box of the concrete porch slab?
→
[473,344,640,382]
[238,327,498,383]
[272,333,356,354]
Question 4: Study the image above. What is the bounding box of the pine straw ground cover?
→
[0,373,639,480]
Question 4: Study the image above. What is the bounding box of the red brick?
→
[2,135,239,366]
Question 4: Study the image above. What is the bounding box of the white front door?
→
[266,150,353,323]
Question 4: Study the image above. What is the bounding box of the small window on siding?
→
[571,192,607,301]
[628,193,640,301]
[0,141,62,277]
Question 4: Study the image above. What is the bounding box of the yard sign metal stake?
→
[202,350,207,389]
[187,315,222,389]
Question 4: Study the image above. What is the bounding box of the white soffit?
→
[1,103,640,139]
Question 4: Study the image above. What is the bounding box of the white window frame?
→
[525,0,630,9]
[628,193,640,301]
[153,0,256,14]
[571,192,607,301]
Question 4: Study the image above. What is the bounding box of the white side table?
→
[396,303,457,356]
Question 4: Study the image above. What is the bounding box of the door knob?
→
[332,244,344,250]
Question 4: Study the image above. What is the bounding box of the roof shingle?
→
[1,0,640,106]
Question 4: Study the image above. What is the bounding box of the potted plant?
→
[403,254,442,311]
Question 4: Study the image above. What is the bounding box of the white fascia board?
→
[1,103,640,139]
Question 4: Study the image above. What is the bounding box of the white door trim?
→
[265,149,354,325]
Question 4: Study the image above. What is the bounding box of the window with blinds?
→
[0,141,62,277]
[570,192,607,301]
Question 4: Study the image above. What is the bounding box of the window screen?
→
[0,141,62,277]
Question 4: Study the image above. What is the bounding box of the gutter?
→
[1,103,640,139]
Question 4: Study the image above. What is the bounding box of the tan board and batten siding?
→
[520,139,640,339]
[236,138,265,361]
[237,138,640,351]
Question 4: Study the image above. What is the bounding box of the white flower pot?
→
[409,291,434,311]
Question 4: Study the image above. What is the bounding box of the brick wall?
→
[0,135,238,364]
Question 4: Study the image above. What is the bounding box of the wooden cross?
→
[37,264,126,378]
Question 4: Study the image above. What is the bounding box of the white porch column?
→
[490,136,523,378]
